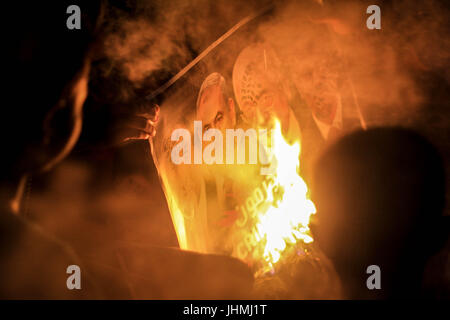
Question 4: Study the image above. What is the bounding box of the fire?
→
[151,118,316,276]
[253,120,316,274]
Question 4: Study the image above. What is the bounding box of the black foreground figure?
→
[312,127,449,299]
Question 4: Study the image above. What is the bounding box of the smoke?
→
[23,157,254,298]
[256,0,449,127]
[27,156,178,253]
[104,15,188,84]
[97,0,450,226]
[99,0,449,128]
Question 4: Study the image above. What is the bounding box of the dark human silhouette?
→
[311,127,448,299]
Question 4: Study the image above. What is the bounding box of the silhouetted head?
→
[3,1,102,182]
[311,127,447,298]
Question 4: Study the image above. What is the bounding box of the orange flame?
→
[253,120,316,274]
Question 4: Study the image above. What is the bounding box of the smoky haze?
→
[100,0,449,123]
[93,0,450,246]
[14,0,449,299]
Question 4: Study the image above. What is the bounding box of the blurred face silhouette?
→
[41,62,90,172]
[5,58,91,181]
[4,1,100,178]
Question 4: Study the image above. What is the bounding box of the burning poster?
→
[149,43,327,281]
[7,0,449,302]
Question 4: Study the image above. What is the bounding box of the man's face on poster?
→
[296,59,341,125]
[197,84,235,131]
